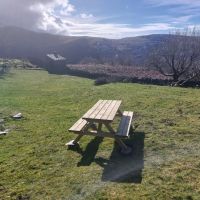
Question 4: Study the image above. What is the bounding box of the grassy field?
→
[1,69,200,200]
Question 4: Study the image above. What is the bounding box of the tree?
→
[149,28,200,85]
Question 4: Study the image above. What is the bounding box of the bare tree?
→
[149,28,200,85]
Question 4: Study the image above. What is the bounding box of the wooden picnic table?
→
[67,100,134,154]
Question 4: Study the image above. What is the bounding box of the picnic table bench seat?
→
[116,111,133,138]
[69,118,88,133]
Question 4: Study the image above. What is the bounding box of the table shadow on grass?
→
[68,132,145,184]
[96,131,145,183]
[68,136,104,167]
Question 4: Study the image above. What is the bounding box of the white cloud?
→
[28,1,175,38]
[146,0,200,29]
[0,0,179,38]
[149,14,194,25]
[55,22,174,39]
[80,13,94,19]
[0,0,75,30]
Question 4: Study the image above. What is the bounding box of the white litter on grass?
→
[0,129,9,135]
[12,113,22,119]
[0,119,4,124]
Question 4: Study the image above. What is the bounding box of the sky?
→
[0,0,200,38]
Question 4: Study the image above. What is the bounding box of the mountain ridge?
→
[0,26,168,67]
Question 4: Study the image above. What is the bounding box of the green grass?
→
[1,69,200,200]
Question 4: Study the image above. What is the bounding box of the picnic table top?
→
[82,100,121,122]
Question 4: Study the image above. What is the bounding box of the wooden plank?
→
[125,111,133,136]
[89,100,108,119]
[83,100,121,122]
[82,100,103,119]
[107,101,122,121]
[117,111,128,135]
[69,119,83,131]
[69,118,87,132]
[100,100,118,120]
[123,111,133,137]
[116,111,133,137]
[121,112,132,136]
[95,100,113,119]
[76,119,88,132]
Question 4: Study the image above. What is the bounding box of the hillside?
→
[0,26,165,66]
[1,69,200,199]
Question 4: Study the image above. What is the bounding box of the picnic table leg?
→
[73,134,83,144]
[65,134,83,146]
[104,123,132,155]
[97,123,103,131]
[66,122,93,146]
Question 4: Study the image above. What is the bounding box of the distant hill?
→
[0,26,167,67]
